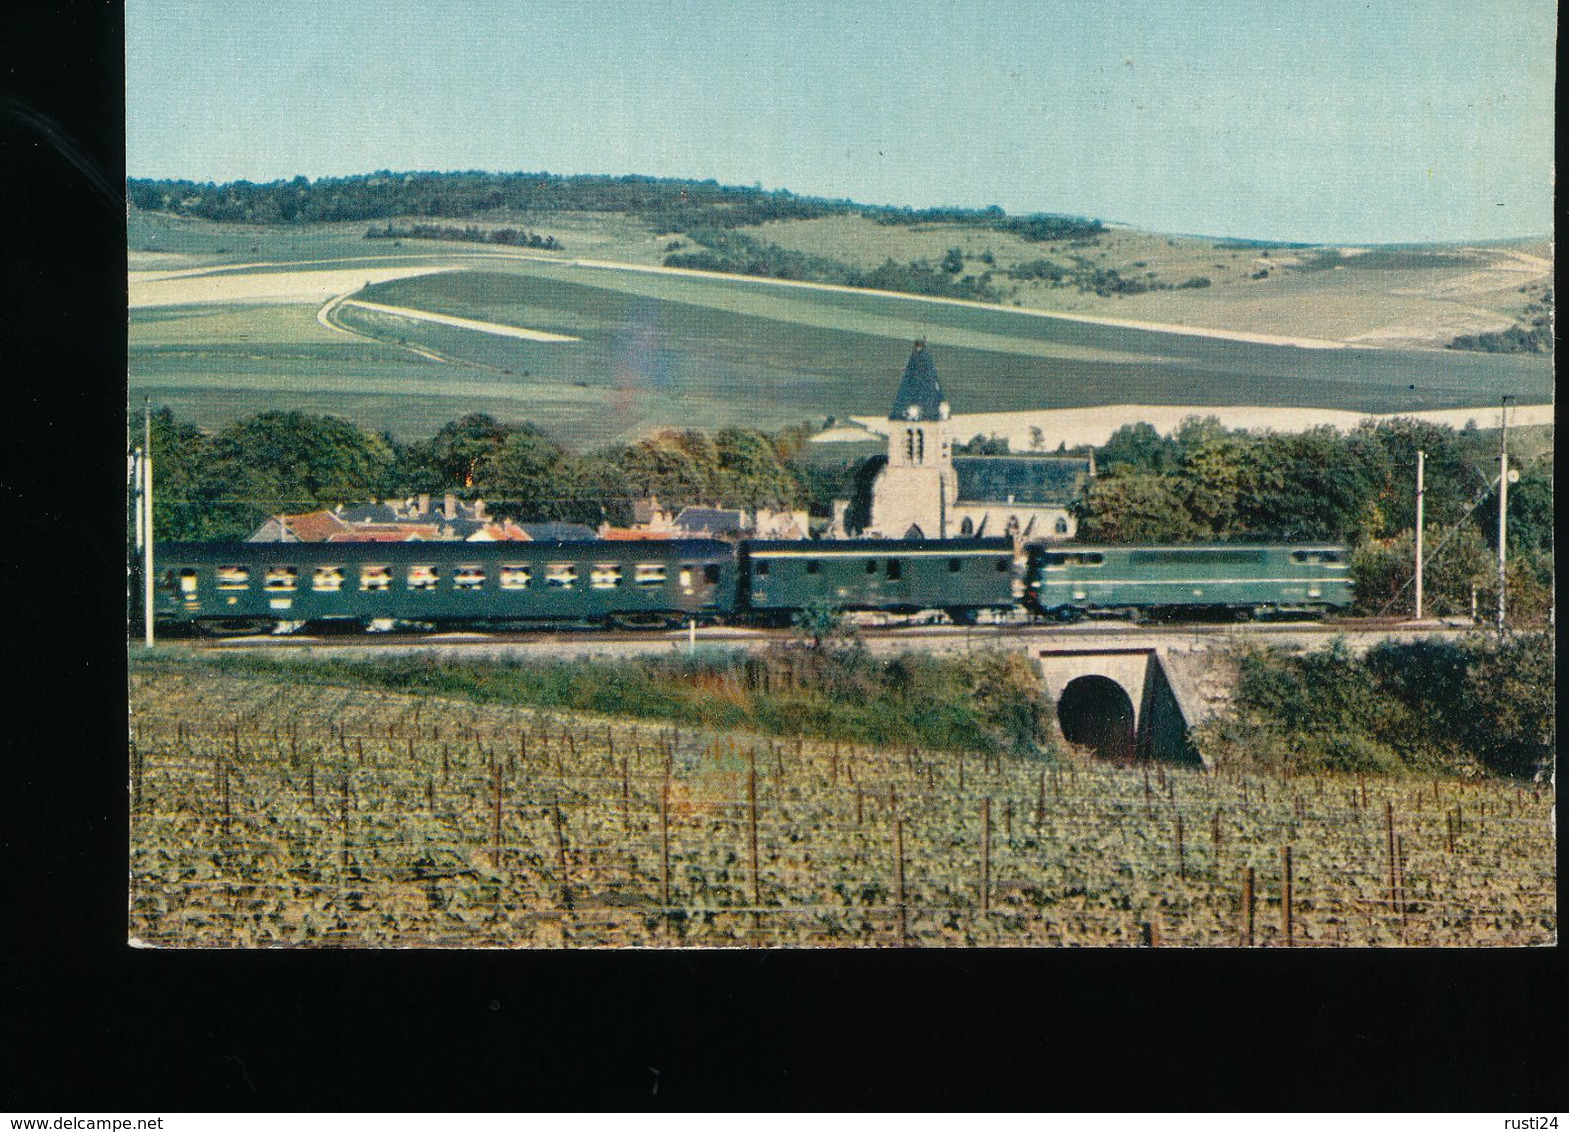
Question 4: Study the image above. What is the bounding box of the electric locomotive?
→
[1022,543,1352,621]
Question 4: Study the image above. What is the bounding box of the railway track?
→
[155,615,1471,656]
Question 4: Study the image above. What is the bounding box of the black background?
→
[3,0,1563,1111]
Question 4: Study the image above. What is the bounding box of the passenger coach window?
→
[216,566,249,590]
[996,557,1011,572]
[590,564,622,590]
[312,566,344,593]
[264,566,298,592]
[806,560,820,575]
[407,565,439,591]
[634,564,666,587]
[865,560,878,574]
[500,565,531,590]
[454,566,486,590]
[679,567,693,591]
[546,564,577,589]
[177,568,199,595]
[886,559,902,579]
[948,558,962,573]
[754,561,770,576]
[704,564,721,585]
[360,566,391,592]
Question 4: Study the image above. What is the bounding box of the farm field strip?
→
[129,668,1555,948]
[334,298,583,342]
[845,401,1554,452]
[566,256,1355,349]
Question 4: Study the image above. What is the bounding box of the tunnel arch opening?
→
[1057,675,1137,761]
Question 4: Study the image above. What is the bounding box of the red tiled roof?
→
[325,524,436,542]
[280,511,350,542]
[474,521,532,541]
[600,527,675,540]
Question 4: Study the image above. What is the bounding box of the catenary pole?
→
[131,447,144,552]
[1496,397,1510,634]
[1413,449,1424,621]
[143,397,154,648]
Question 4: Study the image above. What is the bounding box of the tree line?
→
[364,223,561,250]
[137,406,1552,624]
[139,408,829,541]
[1077,416,1553,618]
[664,228,1004,302]
[126,171,1102,241]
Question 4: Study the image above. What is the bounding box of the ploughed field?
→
[129,667,1556,948]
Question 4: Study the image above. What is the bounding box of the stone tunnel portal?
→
[1056,675,1137,761]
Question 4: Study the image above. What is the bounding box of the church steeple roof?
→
[887,339,948,422]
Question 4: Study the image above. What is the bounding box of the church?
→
[847,341,1093,543]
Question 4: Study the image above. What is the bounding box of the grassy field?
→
[762,214,1552,340]
[128,660,1555,948]
[127,213,1553,447]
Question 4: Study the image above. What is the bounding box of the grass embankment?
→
[144,645,1057,760]
[1198,631,1555,779]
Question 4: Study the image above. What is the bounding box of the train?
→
[147,536,1352,634]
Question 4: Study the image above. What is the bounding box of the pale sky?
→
[126,0,1556,243]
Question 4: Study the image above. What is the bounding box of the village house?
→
[626,495,810,541]
[247,493,593,543]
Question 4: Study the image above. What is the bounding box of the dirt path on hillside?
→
[845,402,1554,450]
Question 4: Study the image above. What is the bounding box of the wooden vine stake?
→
[1281,844,1294,948]
[893,816,907,947]
[1175,813,1186,881]
[659,775,672,910]
[979,797,992,916]
[552,802,573,911]
[1395,833,1409,942]
[1240,865,1255,947]
[1384,799,1397,915]
[1036,771,1046,836]
[490,761,503,869]
[747,756,761,910]
[221,762,232,839]
[340,771,351,873]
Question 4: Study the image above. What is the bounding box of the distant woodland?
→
[127,170,1104,240]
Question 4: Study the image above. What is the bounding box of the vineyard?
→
[128,667,1556,948]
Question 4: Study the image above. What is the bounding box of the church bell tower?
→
[868,340,958,538]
